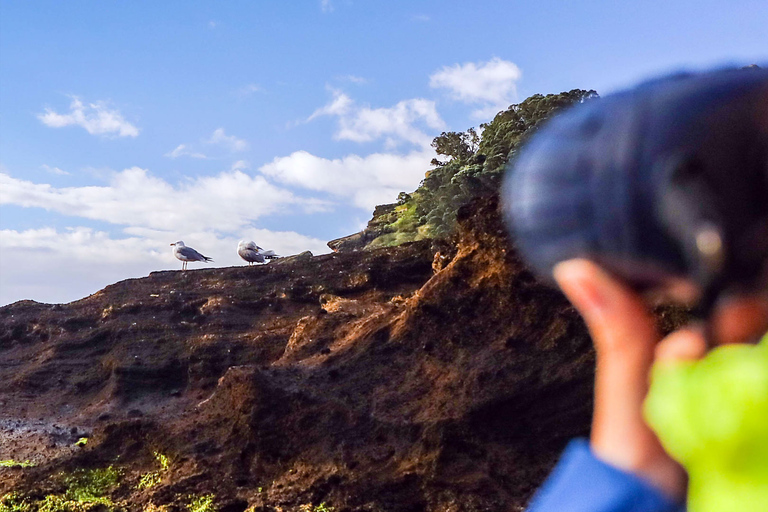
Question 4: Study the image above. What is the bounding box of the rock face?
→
[327,203,399,252]
[0,197,597,511]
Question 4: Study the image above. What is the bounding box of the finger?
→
[553,258,687,500]
[553,260,661,461]
[553,258,658,360]
[711,295,768,345]
[655,325,707,364]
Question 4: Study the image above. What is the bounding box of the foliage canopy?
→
[368,89,598,247]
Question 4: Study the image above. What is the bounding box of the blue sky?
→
[1,0,766,305]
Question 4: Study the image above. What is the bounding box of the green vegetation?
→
[137,471,161,490]
[0,493,31,512]
[298,503,334,512]
[137,452,171,490]
[0,460,35,469]
[143,504,170,512]
[60,466,121,503]
[153,452,170,471]
[368,89,598,247]
[188,494,217,512]
[38,494,117,512]
[1,466,124,512]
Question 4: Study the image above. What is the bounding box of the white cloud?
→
[308,91,445,148]
[165,144,207,159]
[0,167,332,305]
[410,14,431,22]
[260,148,434,210]
[0,227,163,305]
[321,0,333,13]
[308,90,354,121]
[41,164,69,176]
[0,168,326,234]
[1,227,162,265]
[430,57,522,118]
[0,226,329,306]
[208,20,219,29]
[37,96,139,137]
[207,128,249,152]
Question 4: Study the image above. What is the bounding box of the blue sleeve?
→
[526,439,686,512]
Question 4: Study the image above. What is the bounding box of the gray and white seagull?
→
[170,241,213,271]
[237,240,280,265]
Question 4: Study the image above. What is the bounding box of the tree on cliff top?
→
[366,89,598,248]
[430,128,480,167]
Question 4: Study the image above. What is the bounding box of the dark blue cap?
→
[504,66,768,297]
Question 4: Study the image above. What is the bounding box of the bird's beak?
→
[170,243,175,246]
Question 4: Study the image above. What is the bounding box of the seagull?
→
[170,241,213,271]
[238,240,280,265]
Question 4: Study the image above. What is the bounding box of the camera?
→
[504,66,768,316]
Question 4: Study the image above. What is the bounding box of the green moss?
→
[0,460,35,469]
[38,494,119,512]
[1,466,125,512]
[61,466,121,502]
[299,503,335,512]
[143,504,171,512]
[0,493,32,512]
[153,452,170,472]
[137,471,161,490]
[367,230,424,249]
[188,494,217,512]
[137,452,171,490]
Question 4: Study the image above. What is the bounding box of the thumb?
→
[553,259,658,359]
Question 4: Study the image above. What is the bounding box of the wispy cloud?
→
[235,83,263,98]
[410,14,431,22]
[337,75,368,84]
[307,90,355,121]
[41,164,69,176]
[430,57,522,118]
[231,160,249,171]
[164,144,207,159]
[308,90,445,148]
[321,0,334,13]
[37,96,139,138]
[208,20,219,29]
[166,128,247,159]
[207,128,249,152]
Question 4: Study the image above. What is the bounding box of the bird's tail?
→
[204,257,214,262]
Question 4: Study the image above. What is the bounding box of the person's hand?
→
[553,259,705,502]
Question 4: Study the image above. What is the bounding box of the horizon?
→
[1,0,766,306]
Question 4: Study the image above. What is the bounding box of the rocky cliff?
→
[0,197,604,511]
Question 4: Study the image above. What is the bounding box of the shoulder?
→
[526,439,686,512]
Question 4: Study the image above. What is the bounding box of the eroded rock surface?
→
[0,197,597,511]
